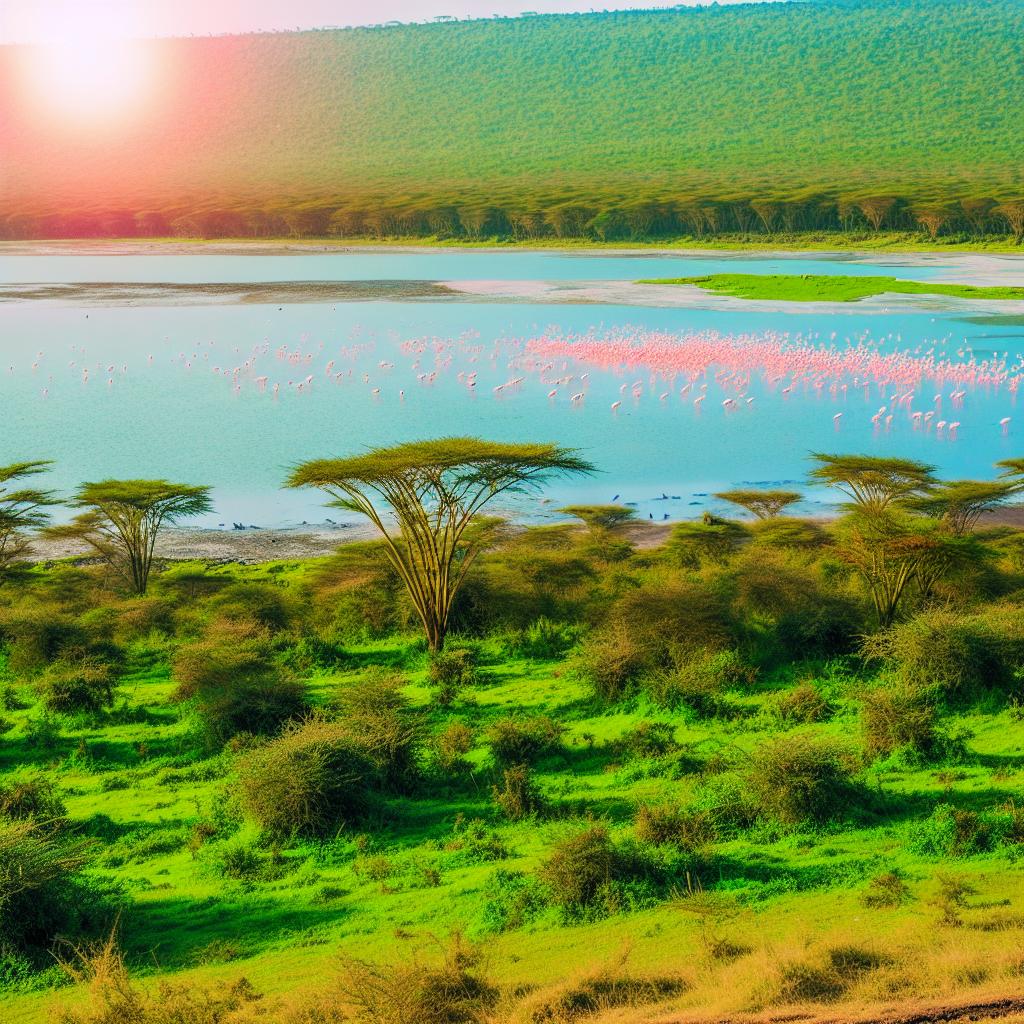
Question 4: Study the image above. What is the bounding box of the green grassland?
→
[3,0,1024,242]
[641,274,1024,302]
[4,512,1024,1023]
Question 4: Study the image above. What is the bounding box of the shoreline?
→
[4,237,1024,259]
[25,506,1024,565]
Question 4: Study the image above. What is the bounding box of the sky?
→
[0,0,773,44]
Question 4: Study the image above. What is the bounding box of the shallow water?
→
[0,249,952,285]
[2,251,1022,528]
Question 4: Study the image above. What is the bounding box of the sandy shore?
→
[23,507,1024,566]
[26,522,378,565]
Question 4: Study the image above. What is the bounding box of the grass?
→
[3,615,1024,1020]
[640,274,1024,302]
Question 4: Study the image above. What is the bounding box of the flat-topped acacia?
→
[288,438,593,650]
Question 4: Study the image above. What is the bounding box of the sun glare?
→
[28,37,152,125]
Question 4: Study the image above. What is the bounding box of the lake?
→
[2,247,1023,528]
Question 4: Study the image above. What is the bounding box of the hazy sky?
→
[1,0,771,43]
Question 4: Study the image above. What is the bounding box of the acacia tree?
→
[288,438,593,651]
[44,479,212,595]
[0,461,58,571]
[809,454,936,516]
[836,512,944,627]
[714,489,802,520]
[906,479,1020,536]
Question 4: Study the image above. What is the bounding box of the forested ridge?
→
[2,0,1023,241]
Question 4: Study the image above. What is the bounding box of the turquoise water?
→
[2,251,1022,527]
[0,250,952,285]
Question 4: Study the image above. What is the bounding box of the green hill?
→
[2,0,1024,240]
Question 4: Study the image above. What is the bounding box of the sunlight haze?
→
[0,0,772,43]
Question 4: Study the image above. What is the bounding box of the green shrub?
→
[861,683,943,761]
[432,721,474,774]
[429,647,479,704]
[486,714,564,766]
[861,611,1001,695]
[861,870,912,908]
[208,581,297,632]
[0,606,89,674]
[634,803,715,851]
[646,649,755,715]
[476,869,549,933]
[540,826,617,913]
[909,803,1019,858]
[34,657,119,714]
[236,717,376,837]
[578,581,730,702]
[498,618,581,660]
[746,733,856,824]
[174,618,308,743]
[335,669,422,791]
[576,621,650,702]
[445,817,509,864]
[770,682,835,725]
[612,721,678,760]
[0,818,103,966]
[492,765,545,820]
[0,772,66,825]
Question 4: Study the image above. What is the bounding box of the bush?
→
[0,772,66,825]
[236,717,376,837]
[612,721,679,760]
[34,657,119,714]
[477,869,549,934]
[861,683,943,761]
[861,611,1002,696]
[334,934,498,1024]
[208,581,297,632]
[770,682,835,725]
[335,669,422,791]
[492,765,545,820]
[0,606,90,674]
[0,818,103,966]
[576,621,651,702]
[746,733,856,824]
[909,803,1018,857]
[578,581,731,703]
[540,826,618,913]
[486,714,564,766]
[174,618,308,743]
[445,817,509,864]
[520,957,685,1023]
[862,870,912,908]
[634,803,715,851]
[498,618,581,660]
[429,646,480,698]
[56,937,261,1024]
[646,649,755,715]
[432,722,474,774]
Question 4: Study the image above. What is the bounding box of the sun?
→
[25,36,154,126]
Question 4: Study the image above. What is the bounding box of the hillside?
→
[2,0,1024,239]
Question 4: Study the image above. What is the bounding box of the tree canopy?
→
[714,489,802,520]
[809,454,937,516]
[0,461,58,570]
[44,479,213,595]
[288,438,593,650]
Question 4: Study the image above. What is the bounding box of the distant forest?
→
[2,0,1023,243]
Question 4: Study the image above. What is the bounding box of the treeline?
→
[4,192,1024,242]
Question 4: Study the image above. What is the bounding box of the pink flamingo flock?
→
[10,326,1022,442]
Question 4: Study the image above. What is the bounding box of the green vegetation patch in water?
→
[640,274,1024,303]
